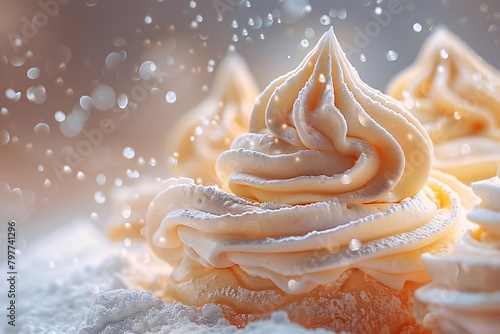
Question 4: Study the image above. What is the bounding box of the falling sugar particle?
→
[117,93,128,109]
[320,15,331,25]
[300,39,309,48]
[121,205,132,219]
[144,15,152,24]
[288,279,299,291]
[123,147,135,159]
[386,50,398,61]
[44,179,52,188]
[91,85,115,110]
[439,48,449,59]
[27,67,41,79]
[166,91,177,103]
[149,158,157,167]
[318,73,326,83]
[0,129,10,145]
[27,85,47,104]
[76,171,86,181]
[5,89,21,102]
[413,23,422,32]
[349,239,362,251]
[340,174,352,185]
[480,3,489,13]
[34,123,50,136]
[94,191,106,204]
[189,0,196,8]
[54,111,66,122]
[287,55,292,59]
[126,169,140,179]
[138,157,145,166]
[114,178,123,187]
[38,165,44,172]
[90,212,99,220]
[1,107,8,116]
[360,53,366,62]
[231,20,238,28]
[96,174,106,185]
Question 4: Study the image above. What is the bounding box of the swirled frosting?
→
[387,26,500,183]
[168,52,259,185]
[415,164,500,334]
[146,28,474,295]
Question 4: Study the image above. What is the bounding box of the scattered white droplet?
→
[144,15,152,24]
[320,15,331,25]
[300,39,309,48]
[94,191,106,204]
[386,50,398,61]
[96,174,106,185]
[287,279,299,291]
[166,91,177,103]
[318,73,326,83]
[26,85,47,104]
[340,174,352,185]
[34,123,50,136]
[121,204,132,219]
[439,48,449,59]
[77,171,86,181]
[413,23,422,32]
[54,111,66,122]
[0,129,10,145]
[123,147,135,159]
[27,67,41,79]
[348,239,362,251]
[360,53,366,62]
[91,85,116,110]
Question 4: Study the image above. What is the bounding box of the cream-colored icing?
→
[387,26,500,184]
[416,164,500,334]
[168,52,259,186]
[146,28,474,295]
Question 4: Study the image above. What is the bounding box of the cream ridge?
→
[415,164,500,334]
[387,26,500,184]
[146,28,474,295]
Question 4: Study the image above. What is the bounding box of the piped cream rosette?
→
[168,52,259,186]
[415,164,500,334]
[147,27,474,297]
[387,26,500,183]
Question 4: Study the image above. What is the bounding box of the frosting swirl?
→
[387,26,500,183]
[415,164,500,334]
[217,28,432,204]
[146,28,474,295]
[169,52,259,185]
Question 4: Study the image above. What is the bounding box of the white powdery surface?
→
[1,220,338,334]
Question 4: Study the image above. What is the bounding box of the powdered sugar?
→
[0,220,338,334]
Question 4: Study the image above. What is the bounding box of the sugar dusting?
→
[0,220,338,334]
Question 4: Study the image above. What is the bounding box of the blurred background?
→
[0,0,499,246]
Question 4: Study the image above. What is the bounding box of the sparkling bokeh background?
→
[1,0,499,248]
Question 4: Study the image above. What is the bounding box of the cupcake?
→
[414,163,500,334]
[107,53,258,239]
[146,27,475,333]
[387,26,500,184]
[168,51,259,186]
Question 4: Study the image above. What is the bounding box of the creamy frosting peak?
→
[217,27,432,205]
[169,52,259,185]
[387,26,500,183]
[415,164,500,333]
[147,27,474,296]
